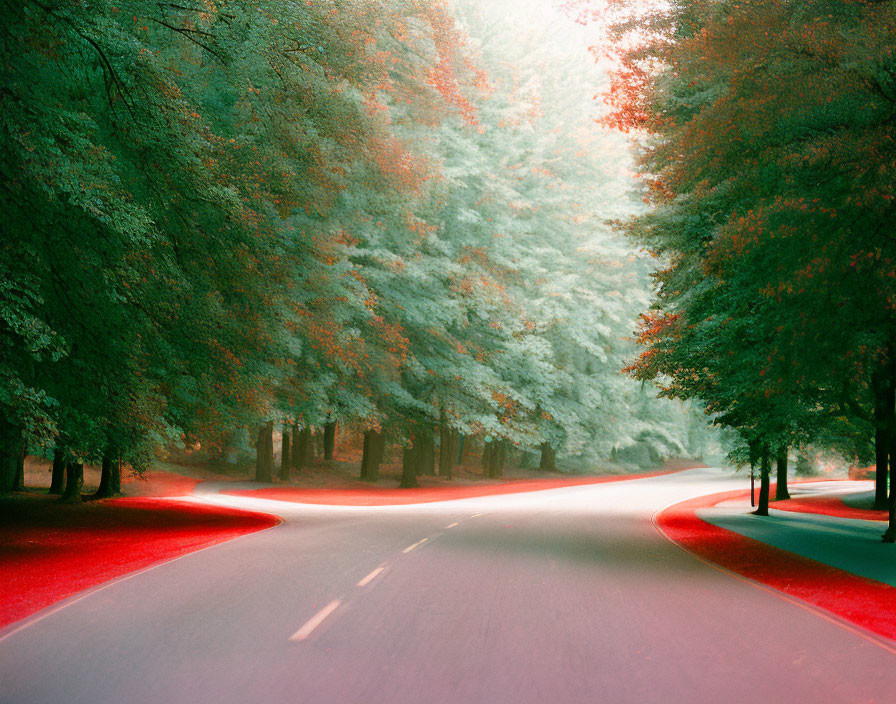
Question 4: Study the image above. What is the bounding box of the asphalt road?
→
[2,467,895,704]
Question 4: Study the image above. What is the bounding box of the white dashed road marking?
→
[402,538,428,554]
[357,567,385,587]
[289,600,342,642]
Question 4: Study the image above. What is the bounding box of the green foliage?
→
[0,0,708,481]
[613,0,896,457]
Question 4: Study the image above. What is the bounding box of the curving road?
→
[1,467,895,703]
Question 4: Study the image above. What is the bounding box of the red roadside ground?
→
[0,472,278,631]
[2,460,696,631]
[656,487,896,642]
[772,492,886,521]
[222,466,686,506]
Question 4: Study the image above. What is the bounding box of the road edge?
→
[651,491,896,654]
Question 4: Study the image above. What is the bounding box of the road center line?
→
[446,522,460,528]
[402,537,428,553]
[288,600,341,642]
[357,566,385,587]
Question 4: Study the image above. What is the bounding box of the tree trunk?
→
[481,442,493,477]
[438,423,455,479]
[49,449,66,494]
[874,375,894,510]
[755,447,770,516]
[886,398,896,542]
[455,432,465,465]
[420,430,435,476]
[483,441,506,479]
[374,431,386,472]
[280,423,291,480]
[291,425,300,469]
[111,457,122,494]
[60,462,83,504]
[539,443,556,472]
[361,431,371,480]
[13,445,25,491]
[323,420,337,460]
[0,419,23,494]
[293,426,311,470]
[361,430,385,482]
[885,444,896,542]
[255,421,274,482]
[876,426,890,510]
[93,455,121,498]
[774,446,790,501]
[400,441,419,488]
[265,422,275,478]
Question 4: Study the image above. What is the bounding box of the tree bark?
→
[93,455,121,498]
[483,441,507,479]
[361,431,371,480]
[774,446,790,501]
[291,425,300,469]
[293,426,311,470]
[539,443,556,472]
[60,462,83,503]
[455,432,466,465]
[885,444,896,542]
[874,374,894,510]
[886,397,896,542]
[279,423,291,480]
[375,431,386,478]
[755,447,770,516]
[400,441,419,488]
[438,423,455,479]
[0,419,23,494]
[361,430,386,481]
[323,420,337,460]
[0,446,17,494]
[255,421,274,482]
[111,457,122,494]
[49,448,66,494]
[12,445,25,491]
[419,430,435,476]
[481,442,493,477]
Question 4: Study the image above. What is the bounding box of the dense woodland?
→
[564,0,896,538]
[0,1,715,502]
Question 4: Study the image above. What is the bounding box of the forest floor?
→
[657,478,896,642]
[221,465,691,506]
[217,450,702,506]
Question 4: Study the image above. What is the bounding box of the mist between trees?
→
[4,0,740,502]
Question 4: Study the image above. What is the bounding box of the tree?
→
[606,0,896,537]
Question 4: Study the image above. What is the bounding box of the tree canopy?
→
[1,0,711,494]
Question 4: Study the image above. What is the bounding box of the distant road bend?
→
[2,467,895,704]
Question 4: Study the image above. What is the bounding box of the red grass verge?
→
[223,467,685,506]
[772,494,886,522]
[0,495,278,630]
[656,489,896,642]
